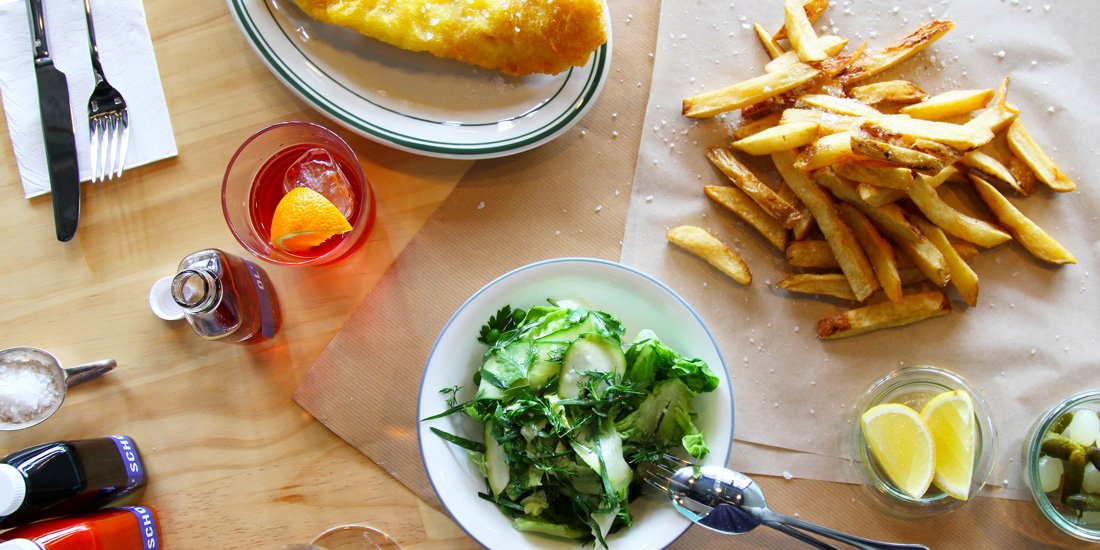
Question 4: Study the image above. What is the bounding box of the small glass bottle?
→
[151,249,281,344]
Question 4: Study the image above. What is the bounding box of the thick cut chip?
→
[778,274,856,301]
[667,226,753,285]
[798,94,882,117]
[732,122,820,155]
[733,113,783,140]
[849,80,927,105]
[965,77,1019,135]
[839,203,903,304]
[815,169,949,286]
[707,147,803,228]
[863,115,994,150]
[917,219,980,307]
[1006,119,1076,192]
[754,23,785,59]
[786,240,837,269]
[838,21,954,85]
[684,62,820,118]
[900,89,994,121]
[850,135,945,175]
[818,291,951,340]
[773,0,828,40]
[292,0,608,76]
[704,185,788,251]
[1006,155,1039,197]
[959,151,1025,194]
[970,176,1076,265]
[784,0,827,62]
[795,132,860,171]
[780,109,863,135]
[906,174,1012,248]
[774,152,879,301]
[765,36,849,72]
[835,163,915,191]
[856,165,954,206]
[778,183,815,240]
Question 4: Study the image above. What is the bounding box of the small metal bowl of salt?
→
[0,347,116,431]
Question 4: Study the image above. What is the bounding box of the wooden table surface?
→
[0,0,1081,548]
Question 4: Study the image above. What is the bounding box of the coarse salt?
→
[0,360,62,425]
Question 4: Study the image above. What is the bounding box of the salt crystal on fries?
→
[667,226,753,285]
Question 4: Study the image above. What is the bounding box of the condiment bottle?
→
[0,436,146,529]
[0,506,160,550]
[150,248,281,344]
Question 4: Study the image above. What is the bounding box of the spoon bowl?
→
[646,456,929,550]
[0,346,116,431]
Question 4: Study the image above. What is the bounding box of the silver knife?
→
[27,0,80,242]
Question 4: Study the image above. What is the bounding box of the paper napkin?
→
[0,0,177,198]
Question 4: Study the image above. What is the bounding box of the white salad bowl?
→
[417,257,734,550]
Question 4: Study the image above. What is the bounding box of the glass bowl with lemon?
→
[222,121,376,266]
[850,365,997,517]
[1024,390,1100,542]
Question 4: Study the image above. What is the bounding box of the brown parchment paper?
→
[621,0,1100,499]
[293,0,665,507]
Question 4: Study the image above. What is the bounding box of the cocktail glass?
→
[222,121,375,266]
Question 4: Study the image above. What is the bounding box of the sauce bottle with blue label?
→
[0,506,161,550]
[0,436,146,529]
[150,249,282,344]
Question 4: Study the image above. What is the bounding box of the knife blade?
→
[27,0,80,242]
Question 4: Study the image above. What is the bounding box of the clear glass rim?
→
[848,365,998,518]
[309,524,400,549]
[1025,390,1100,542]
[221,121,374,267]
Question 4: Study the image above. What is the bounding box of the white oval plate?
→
[226,0,611,159]
[417,258,734,550]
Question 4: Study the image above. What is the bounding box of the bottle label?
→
[244,260,277,339]
[125,506,160,549]
[109,436,145,497]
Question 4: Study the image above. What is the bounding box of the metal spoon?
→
[648,459,928,550]
[0,346,115,431]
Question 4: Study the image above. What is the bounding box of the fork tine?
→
[88,118,100,183]
[98,116,111,182]
[114,111,129,179]
[661,453,694,471]
[107,114,121,181]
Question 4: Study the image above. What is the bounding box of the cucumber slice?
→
[485,422,510,496]
[557,334,626,399]
[512,518,588,539]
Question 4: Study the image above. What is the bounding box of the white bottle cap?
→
[0,540,43,550]
[0,464,27,517]
[150,275,185,321]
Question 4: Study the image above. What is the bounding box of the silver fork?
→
[83,0,128,182]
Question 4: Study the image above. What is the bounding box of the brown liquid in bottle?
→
[171,249,281,344]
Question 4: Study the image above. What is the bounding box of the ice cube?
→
[283,148,354,217]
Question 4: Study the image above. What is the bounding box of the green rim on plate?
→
[227,0,612,158]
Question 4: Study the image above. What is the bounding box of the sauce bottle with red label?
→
[149,249,281,344]
[0,506,160,550]
[0,436,146,529]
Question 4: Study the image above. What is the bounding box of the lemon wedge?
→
[921,390,975,500]
[861,403,935,499]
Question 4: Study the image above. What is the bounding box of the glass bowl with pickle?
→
[1025,390,1100,542]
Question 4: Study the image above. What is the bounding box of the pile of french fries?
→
[667,0,1076,340]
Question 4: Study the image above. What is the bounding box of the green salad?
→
[424,300,719,546]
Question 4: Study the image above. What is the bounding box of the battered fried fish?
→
[292,0,608,76]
